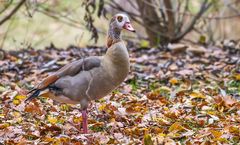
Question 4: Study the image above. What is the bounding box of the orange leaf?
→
[169,78,179,85]
[147,92,162,100]
[24,102,43,115]
[234,73,240,81]
[210,130,222,138]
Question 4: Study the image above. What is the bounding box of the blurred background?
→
[0,0,240,50]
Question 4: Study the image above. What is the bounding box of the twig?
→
[0,0,13,14]
[0,0,26,26]
[172,0,212,42]
[140,0,240,20]
[107,1,140,17]
[128,0,138,10]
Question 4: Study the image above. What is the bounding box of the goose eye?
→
[117,16,123,22]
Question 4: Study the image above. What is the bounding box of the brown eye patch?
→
[117,16,123,22]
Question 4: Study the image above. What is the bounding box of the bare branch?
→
[0,0,26,26]
[107,0,140,17]
[138,0,239,20]
[0,0,13,14]
[172,0,212,42]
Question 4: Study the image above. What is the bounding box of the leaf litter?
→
[0,43,239,144]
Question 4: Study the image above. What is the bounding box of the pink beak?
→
[123,22,136,32]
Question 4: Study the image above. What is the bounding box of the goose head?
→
[110,13,135,33]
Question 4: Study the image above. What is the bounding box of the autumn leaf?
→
[24,102,43,115]
[0,34,239,144]
[233,73,240,81]
[47,115,58,124]
[169,78,179,85]
[13,99,21,105]
[143,134,154,145]
[13,95,27,105]
[15,95,27,100]
[147,91,162,100]
[169,122,186,133]
[190,92,206,99]
[73,116,82,124]
[222,95,236,107]
[0,123,10,129]
[210,130,222,138]
[229,126,239,135]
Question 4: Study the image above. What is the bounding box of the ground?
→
[0,43,239,144]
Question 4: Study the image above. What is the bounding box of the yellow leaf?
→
[13,99,20,105]
[0,123,10,129]
[98,104,106,112]
[210,130,222,138]
[48,116,58,124]
[73,116,82,124]
[59,137,70,143]
[0,114,4,118]
[110,118,115,122]
[215,138,228,143]
[158,133,166,137]
[190,92,206,99]
[42,137,54,142]
[168,122,185,132]
[15,95,26,100]
[17,117,23,123]
[234,73,240,81]
[229,126,239,135]
[144,134,154,145]
[163,107,169,111]
[140,40,150,48]
[60,104,70,111]
[13,111,21,117]
[13,111,22,123]
[169,78,178,85]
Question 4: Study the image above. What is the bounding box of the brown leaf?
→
[40,125,62,136]
[222,95,236,107]
[24,101,43,115]
[147,92,162,100]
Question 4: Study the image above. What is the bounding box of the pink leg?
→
[81,109,88,134]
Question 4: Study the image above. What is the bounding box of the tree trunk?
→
[136,0,171,46]
[136,0,162,46]
[163,0,175,39]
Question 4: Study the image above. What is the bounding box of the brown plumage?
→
[25,13,135,134]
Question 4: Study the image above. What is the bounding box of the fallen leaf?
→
[210,130,222,138]
[143,134,154,145]
[168,122,185,133]
[190,92,206,99]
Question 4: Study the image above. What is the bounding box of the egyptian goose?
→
[25,13,135,134]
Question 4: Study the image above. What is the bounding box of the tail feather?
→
[25,84,62,102]
[25,89,41,102]
[27,88,37,95]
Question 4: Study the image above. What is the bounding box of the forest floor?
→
[0,43,239,144]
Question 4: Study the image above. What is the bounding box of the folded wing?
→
[25,57,101,102]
